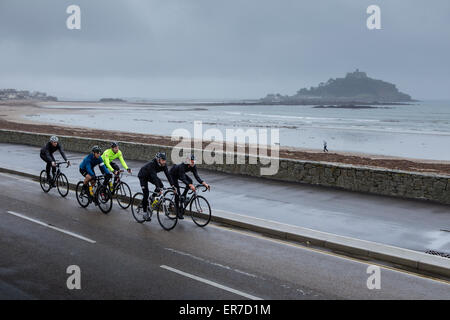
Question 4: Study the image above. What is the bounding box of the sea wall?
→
[1,129,450,205]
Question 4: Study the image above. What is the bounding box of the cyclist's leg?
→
[40,153,52,180]
[173,179,181,205]
[148,172,163,195]
[182,175,193,198]
[139,176,150,212]
[110,162,120,182]
[103,173,112,187]
[49,155,57,179]
[99,165,112,187]
[80,169,94,195]
[172,179,185,218]
[110,162,120,174]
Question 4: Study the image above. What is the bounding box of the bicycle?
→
[75,175,113,214]
[131,188,178,231]
[165,184,212,227]
[39,161,70,198]
[109,170,132,209]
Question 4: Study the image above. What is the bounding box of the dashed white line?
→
[6,211,96,244]
[160,265,263,300]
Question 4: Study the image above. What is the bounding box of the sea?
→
[28,100,450,161]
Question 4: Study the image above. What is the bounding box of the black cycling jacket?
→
[40,142,68,163]
[169,163,204,185]
[138,158,174,185]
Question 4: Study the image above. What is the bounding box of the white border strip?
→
[7,211,96,244]
[160,265,263,300]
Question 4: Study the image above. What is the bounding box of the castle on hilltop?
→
[346,69,368,79]
[262,69,413,104]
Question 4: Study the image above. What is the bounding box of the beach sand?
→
[1,100,450,175]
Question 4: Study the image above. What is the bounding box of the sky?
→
[0,0,449,100]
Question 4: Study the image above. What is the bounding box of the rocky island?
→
[99,98,127,103]
[261,69,414,105]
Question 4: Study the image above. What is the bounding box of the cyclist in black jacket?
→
[170,154,210,219]
[40,136,70,185]
[137,152,176,219]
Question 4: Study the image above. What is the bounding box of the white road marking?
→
[160,265,263,300]
[165,247,260,279]
[6,211,96,244]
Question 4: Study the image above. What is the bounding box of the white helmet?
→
[50,136,59,143]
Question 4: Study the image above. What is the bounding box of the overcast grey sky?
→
[0,0,449,100]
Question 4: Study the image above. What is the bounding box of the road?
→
[1,143,449,254]
[0,171,449,299]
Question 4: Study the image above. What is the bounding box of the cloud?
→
[0,0,449,99]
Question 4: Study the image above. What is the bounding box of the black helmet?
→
[92,146,102,154]
[155,152,167,160]
[111,141,119,148]
[190,154,196,161]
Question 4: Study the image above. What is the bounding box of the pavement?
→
[1,143,449,256]
[0,171,449,299]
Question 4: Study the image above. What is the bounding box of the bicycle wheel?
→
[97,185,113,214]
[39,170,51,193]
[131,192,147,223]
[76,181,90,208]
[56,173,69,197]
[157,196,178,231]
[115,182,132,209]
[189,195,211,227]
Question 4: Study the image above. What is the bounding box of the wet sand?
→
[1,100,450,175]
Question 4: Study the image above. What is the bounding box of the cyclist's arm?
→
[118,153,129,170]
[86,161,95,177]
[192,166,204,184]
[163,166,175,186]
[57,144,68,161]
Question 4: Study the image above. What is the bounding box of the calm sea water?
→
[30,101,450,160]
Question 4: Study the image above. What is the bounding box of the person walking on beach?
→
[323,140,328,153]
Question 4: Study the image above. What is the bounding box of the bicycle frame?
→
[177,184,209,211]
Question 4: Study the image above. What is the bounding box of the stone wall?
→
[1,129,450,205]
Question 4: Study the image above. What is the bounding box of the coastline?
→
[1,100,450,175]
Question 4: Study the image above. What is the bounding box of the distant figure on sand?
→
[323,141,328,152]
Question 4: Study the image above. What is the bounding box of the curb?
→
[1,166,449,280]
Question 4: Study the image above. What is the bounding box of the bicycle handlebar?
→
[55,161,70,168]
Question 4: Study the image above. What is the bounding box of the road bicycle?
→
[75,175,113,214]
[165,184,211,227]
[131,188,178,231]
[39,161,70,198]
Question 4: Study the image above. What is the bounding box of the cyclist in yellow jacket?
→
[102,142,132,189]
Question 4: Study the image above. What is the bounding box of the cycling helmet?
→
[49,136,59,143]
[155,152,167,160]
[92,146,102,154]
[110,141,119,148]
[189,154,196,161]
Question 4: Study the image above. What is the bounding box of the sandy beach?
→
[1,100,450,175]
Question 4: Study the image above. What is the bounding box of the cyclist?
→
[169,154,210,219]
[79,146,112,201]
[40,136,70,186]
[137,152,176,220]
[101,142,132,189]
